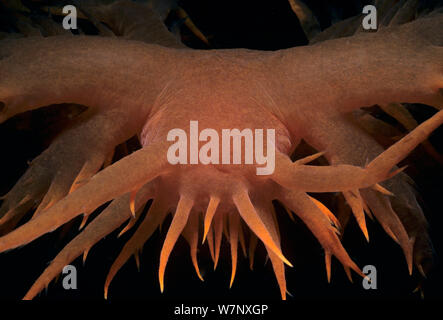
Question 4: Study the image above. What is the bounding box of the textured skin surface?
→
[0,1,442,299]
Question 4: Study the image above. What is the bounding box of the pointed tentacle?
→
[182,210,204,282]
[308,196,341,232]
[273,150,378,192]
[228,213,240,288]
[273,110,443,192]
[233,187,292,267]
[361,189,413,274]
[266,250,287,300]
[1,108,143,230]
[0,197,35,236]
[371,183,394,197]
[279,189,363,278]
[378,103,443,164]
[159,195,194,292]
[202,196,220,243]
[206,224,216,263]
[365,109,443,176]
[253,196,287,299]
[67,154,108,194]
[238,221,247,258]
[300,110,435,272]
[23,182,153,300]
[342,191,369,241]
[213,211,224,270]
[293,151,326,166]
[117,205,145,238]
[34,153,106,218]
[0,142,169,253]
[104,196,169,298]
[325,252,332,283]
[248,233,258,270]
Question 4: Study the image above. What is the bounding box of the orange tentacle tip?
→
[129,189,138,218]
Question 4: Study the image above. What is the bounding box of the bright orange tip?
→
[372,183,395,196]
[308,196,341,230]
[325,252,332,283]
[159,277,164,293]
[202,196,220,243]
[79,214,89,230]
[82,249,89,264]
[129,189,137,218]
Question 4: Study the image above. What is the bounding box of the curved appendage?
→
[300,110,441,274]
[233,187,292,267]
[308,196,341,232]
[360,188,413,273]
[365,110,443,172]
[104,196,169,299]
[213,211,224,270]
[276,13,443,118]
[253,196,286,299]
[279,190,363,281]
[117,206,144,238]
[273,110,443,192]
[238,220,247,258]
[181,210,204,282]
[205,224,216,264]
[0,142,169,253]
[352,106,443,165]
[266,249,286,299]
[248,233,258,270]
[379,103,443,164]
[342,190,369,241]
[228,213,240,288]
[202,196,220,243]
[158,195,194,292]
[351,110,402,147]
[0,108,141,234]
[22,183,154,300]
[272,150,399,193]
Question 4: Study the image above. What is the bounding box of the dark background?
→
[0,0,442,302]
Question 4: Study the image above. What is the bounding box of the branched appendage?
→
[0,13,176,239]
[0,140,170,251]
[301,108,443,275]
[23,182,155,300]
[302,4,442,276]
[273,13,443,117]
[273,109,443,275]
[0,104,440,299]
[268,10,442,279]
[0,107,144,235]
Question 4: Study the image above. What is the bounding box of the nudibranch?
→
[0,1,442,299]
